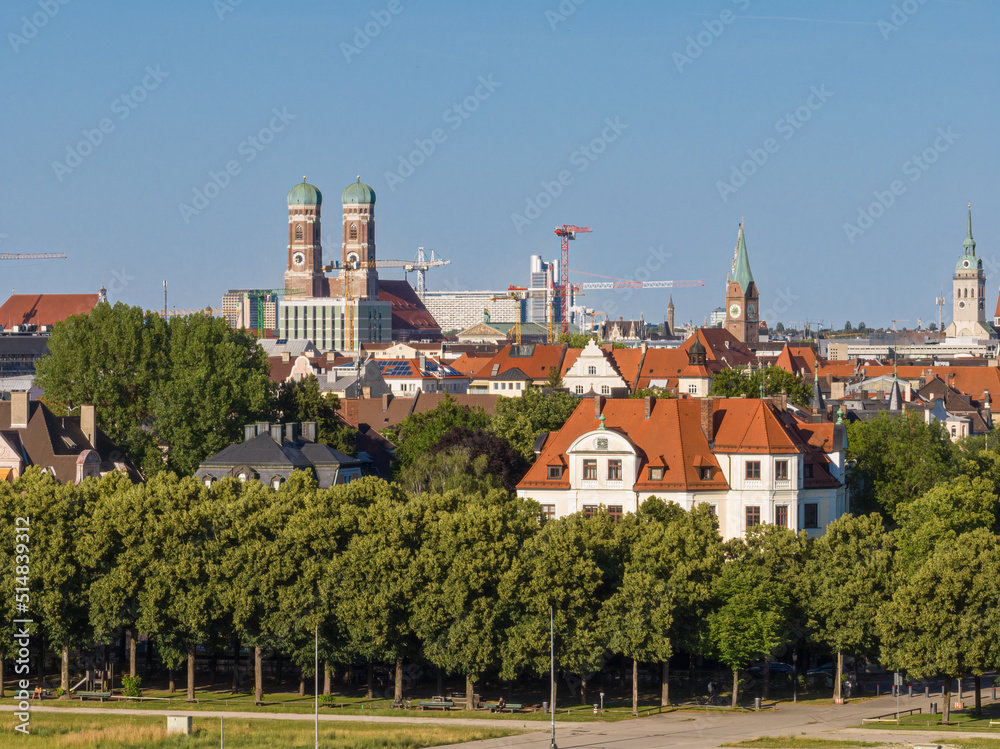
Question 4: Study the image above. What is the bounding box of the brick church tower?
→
[724,223,759,347]
[284,178,325,297]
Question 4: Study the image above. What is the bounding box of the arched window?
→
[295,224,303,241]
[349,224,358,240]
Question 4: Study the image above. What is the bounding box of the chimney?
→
[10,391,29,429]
[419,355,426,370]
[285,422,299,443]
[80,404,97,447]
[327,352,337,363]
[644,396,654,419]
[256,421,269,436]
[700,398,714,444]
[301,421,316,443]
[594,394,604,419]
[244,424,256,442]
[281,351,291,363]
[270,424,283,443]
[382,393,392,412]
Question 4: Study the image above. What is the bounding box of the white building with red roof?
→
[517,395,847,540]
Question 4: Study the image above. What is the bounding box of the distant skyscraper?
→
[527,255,554,324]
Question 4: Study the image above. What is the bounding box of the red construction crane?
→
[554,225,590,335]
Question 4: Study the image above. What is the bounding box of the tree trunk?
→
[466,674,475,711]
[232,638,240,691]
[395,657,403,704]
[254,647,263,705]
[661,660,669,706]
[60,641,69,698]
[731,668,739,709]
[324,661,331,696]
[580,673,587,705]
[689,653,696,697]
[276,654,283,686]
[144,639,153,678]
[942,677,951,724]
[37,631,45,687]
[974,674,982,715]
[366,660,374,699]
[299,666,306,697]
[186,645,196,702]
[833,651,843,703]
[0,658,5,698]
[129,631,137,678]
[763,656,771,701]
[437,666,443,696]
[632,658,639,716]
[168,666,176,694]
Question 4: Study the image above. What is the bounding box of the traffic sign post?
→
[894,672,902,721]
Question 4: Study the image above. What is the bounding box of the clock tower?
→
[724,223,759,347]
[284,178,325,298]
[339,177,379,300]
[945,204,993,339]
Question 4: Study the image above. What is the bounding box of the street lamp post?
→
[315,622,319,749]
[792,651,797,704]
[550,606,557,749]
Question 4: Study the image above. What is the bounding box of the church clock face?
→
[747,303,756,320]
[959,301,966,309]
[962,259,971,268]
[729,303,742,319]
[292,251,305,267]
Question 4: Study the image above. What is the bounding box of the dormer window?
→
[698,466,712,480]
[648,466,665,481]
[547,465,563,479]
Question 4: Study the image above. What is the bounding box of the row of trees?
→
[35,303,354,476]
[4,431,1000,717]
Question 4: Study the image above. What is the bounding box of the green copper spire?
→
[963,202,976,253]
[732,223,755,294]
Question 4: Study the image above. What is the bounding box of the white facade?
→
[563,340,628,396]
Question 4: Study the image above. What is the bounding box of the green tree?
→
[708,560,789,708]
[710,366,811,406]
[846,412,955,520]
[500,512,618,704]
[803,514,893,702]
[35,302,167,474]
[390,395,490,469]
[137,474,223,700]
[155,314,273,475]
[490,387,581,461]
[775,322,785,333]
[878,528,1000,722]
[857,322,866,332]
[557,333,599,348]
[844,321,853,332]
[545,364,564,389]
[414,491,539,710]
[928,322,937,331]
[275,375,355,455]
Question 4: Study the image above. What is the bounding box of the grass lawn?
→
[859,709,1000,732]
[0,711,524,748]
[0,689,634,722]
[722,737,887,749]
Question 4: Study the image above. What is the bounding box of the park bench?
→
[484,701,524,713]
[417,700,453,710]
[77,691,113,702]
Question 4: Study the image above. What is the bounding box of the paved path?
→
[441,689,1000,749]
[4,689,998,748]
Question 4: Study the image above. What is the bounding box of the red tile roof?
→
[474,344,568,381]
[0,294,100,329]
[378,280,443,340]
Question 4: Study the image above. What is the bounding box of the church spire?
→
[963,202,976,254]
[731,222,755,294]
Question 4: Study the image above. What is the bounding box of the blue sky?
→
[1,0,996,330]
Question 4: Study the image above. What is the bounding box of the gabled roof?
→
[0,294,100,329]
[496,367,531,381]
[775,345,822,377]
[473,345,568,381]
[712,399,800,454]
